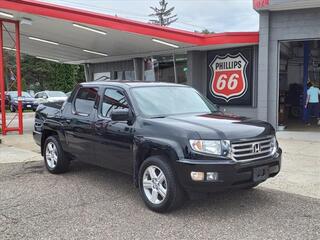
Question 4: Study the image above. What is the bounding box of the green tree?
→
[195,29,215,34]
[149,0,178,26]
[48,64,84,92]
[3,50,85,93]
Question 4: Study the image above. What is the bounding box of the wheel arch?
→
[133,138,183,187]
[41,129,59,156]
[41,119,67,156]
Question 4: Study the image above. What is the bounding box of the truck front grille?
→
[231,136,274,162]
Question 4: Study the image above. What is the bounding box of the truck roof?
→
[80,81,188,89]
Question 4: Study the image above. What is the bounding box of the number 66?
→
[216,73,239,90]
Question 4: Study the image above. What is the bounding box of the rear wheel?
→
[138,155,185,213]
[44,136,69,174]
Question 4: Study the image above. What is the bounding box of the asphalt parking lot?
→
[0,123,319,239]
[0,160,318,240]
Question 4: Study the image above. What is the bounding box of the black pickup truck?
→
[33,81,281,212]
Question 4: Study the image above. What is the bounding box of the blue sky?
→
[40,0,259,33]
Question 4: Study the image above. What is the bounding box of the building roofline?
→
[0,0,259,46]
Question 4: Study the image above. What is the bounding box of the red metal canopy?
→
[0,0,259,47]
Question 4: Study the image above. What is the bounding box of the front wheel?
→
[44,136,69,174]
[138,156,185,213]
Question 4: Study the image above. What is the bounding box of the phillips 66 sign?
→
[207,47,253,105]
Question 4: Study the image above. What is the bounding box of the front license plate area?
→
[27,105,31,108]
[253,166,269,182]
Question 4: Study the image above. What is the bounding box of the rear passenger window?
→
[101,88,128,117]
[74,87,98,115]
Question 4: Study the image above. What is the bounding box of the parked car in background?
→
[0,92,9,111]
[6,91,38,112]
[34,91,67,104]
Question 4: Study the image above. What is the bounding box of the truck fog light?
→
[190,171,204,181]
[206,172,218,181]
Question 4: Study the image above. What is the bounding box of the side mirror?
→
[43,95,48,99]
[110,108,132,122]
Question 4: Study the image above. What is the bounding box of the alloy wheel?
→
[46,142,58,169]
[142,165,167,205]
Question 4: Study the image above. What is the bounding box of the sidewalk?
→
[261,136,320,199]
[0,133,41,164]
[277,130,320,142]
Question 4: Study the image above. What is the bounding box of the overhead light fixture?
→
[152,38,179,48]
[21,17,33,26]
[29,37,59,45]
[36,56,60,63]
[83,49,108,57]
[3,46,16,51]
[73,23,107,35]
[0,11,14,18]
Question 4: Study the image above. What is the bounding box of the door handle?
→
[66,119,71,124]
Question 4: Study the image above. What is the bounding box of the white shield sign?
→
[209,53,249,102]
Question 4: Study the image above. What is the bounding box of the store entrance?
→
[279,40,320,131]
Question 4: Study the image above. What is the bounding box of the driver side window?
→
[101,88,128,118]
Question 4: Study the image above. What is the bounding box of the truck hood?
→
[159,113,275,140]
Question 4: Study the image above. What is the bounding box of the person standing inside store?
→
[305,81,320,126]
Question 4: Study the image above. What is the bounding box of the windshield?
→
[131,86,218,117]
[48,91,67,97]
[9,91,32,98]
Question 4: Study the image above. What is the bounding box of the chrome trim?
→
[231,135,273,143]
[232,138,271,147]
[230,136,275,163]
[233,149,271,158]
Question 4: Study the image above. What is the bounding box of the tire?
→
[138,155,185,213]
[10,104,16,112]
[44,135,69,174]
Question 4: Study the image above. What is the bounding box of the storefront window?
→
[175,54,188,84]
[125,71,135,80]
[94,72,111,81]
[153,55,175,83]
[144,57,156,81]
[143,54,188,83]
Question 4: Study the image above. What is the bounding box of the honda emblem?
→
[253,143,261,153]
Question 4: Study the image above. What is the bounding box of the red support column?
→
[15,22,23,134]
[0,21,6,135]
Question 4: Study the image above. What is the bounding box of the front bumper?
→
[13,102,38,110]
[176,148,282,193]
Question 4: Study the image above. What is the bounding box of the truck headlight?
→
[189,140,223,155]
[271,136,278,155]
